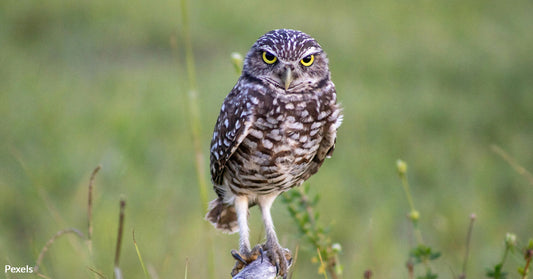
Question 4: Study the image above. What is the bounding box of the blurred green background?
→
[1,0,532,278]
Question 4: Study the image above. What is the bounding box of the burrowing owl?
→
[206,29,342,277]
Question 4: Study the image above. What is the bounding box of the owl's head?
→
[242,29,330,92]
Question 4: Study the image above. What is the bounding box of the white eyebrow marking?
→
[301,47,320,59]
[261,46,278,57]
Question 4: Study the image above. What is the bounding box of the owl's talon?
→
[231,249,246,264]
[285,249,293,265]
[231,261,244,277]
[256,245,264,263]
[263,243,292,277]
[230,246,263,276]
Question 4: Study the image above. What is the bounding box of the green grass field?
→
[1,0,532,278]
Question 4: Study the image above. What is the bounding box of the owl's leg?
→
[258,194,292,278]
[235,195,251,254]
[230,195,262,276]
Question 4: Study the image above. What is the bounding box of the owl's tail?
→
[205,198,239,234]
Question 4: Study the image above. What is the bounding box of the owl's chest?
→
[256,95,324,145]
[238,95,327,172]
[223,92,337,191]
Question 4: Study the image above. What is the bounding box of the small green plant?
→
[487,146,533,279]
[397,157,532,279]
[282,184,342,279]
[486,234,533,279]
[518,239,533,279]
[486,233,515,279]
[396,160,440,279]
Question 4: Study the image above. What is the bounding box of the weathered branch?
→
[232,250,291,279]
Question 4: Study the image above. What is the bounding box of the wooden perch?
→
[232,250,291,279]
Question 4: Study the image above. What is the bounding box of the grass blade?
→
[133,229,150,279]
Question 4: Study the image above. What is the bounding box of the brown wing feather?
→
[210,86,254,191]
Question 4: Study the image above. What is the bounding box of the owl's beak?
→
[281,68,293,90]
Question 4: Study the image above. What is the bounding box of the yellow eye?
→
[300,54,314,66]
[262,51,277,64]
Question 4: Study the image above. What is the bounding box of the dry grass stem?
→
[459,213,477,279]
[114,198,126,276]
[88,165,101,242]
[34,228,84,274]
[491,145,533,186]
[88,266,107,278]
